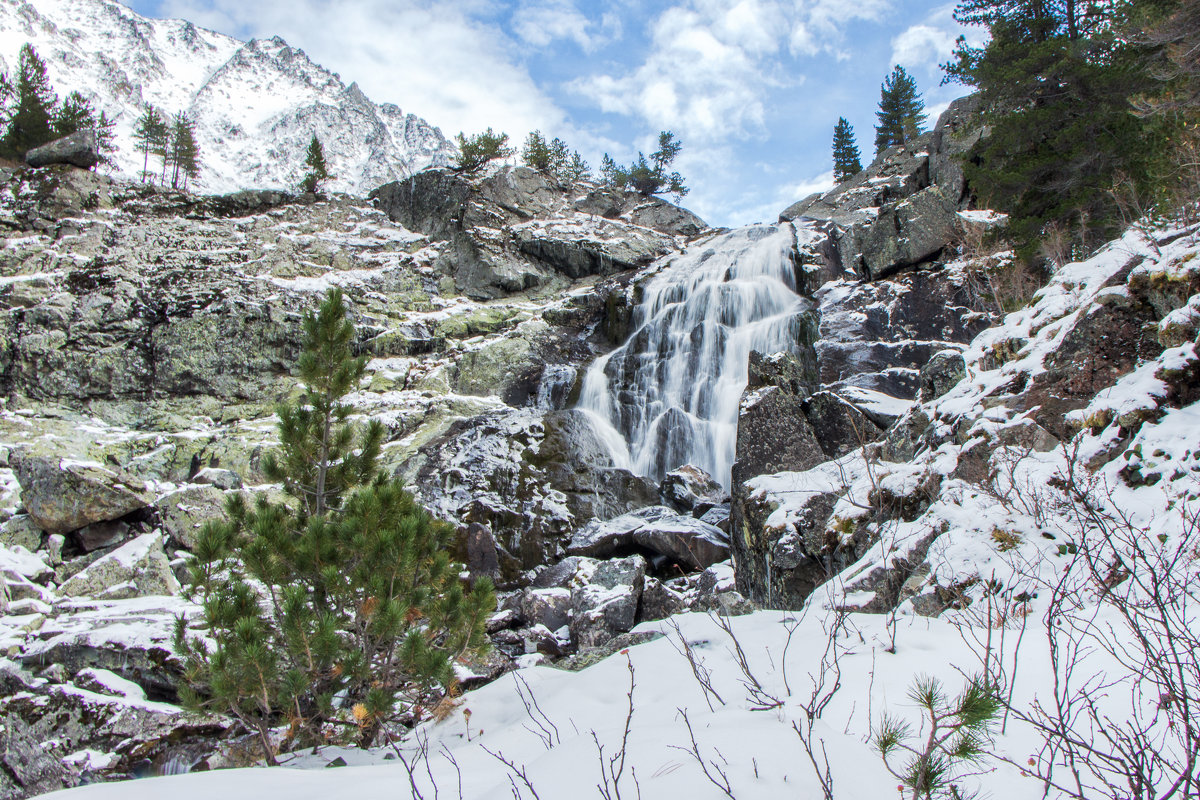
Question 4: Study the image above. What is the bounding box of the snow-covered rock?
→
[11,452,151,536]
[57,533,178,598]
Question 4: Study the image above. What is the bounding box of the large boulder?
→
[26,130,100,169]
[569,555,646,649]
[11,452,151,535]
[156,485,227,550]
[567,506,730,571]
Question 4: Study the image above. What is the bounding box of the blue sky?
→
[125,0,982,227]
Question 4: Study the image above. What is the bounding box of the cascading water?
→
[577,222,814,490]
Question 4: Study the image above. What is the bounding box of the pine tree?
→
[176,289,494,761]
[599,153,625,189]
[300,134,331,194]
[832,117,863,182]
[548,136,570,180]
[1,44,57,159]
[564,151,592,184]
[521,130,553,173]
[454,128,513,172]
[944,1,1165,256]
[874,65,926,155]
[133,106,168,184]
[166,111,200,191]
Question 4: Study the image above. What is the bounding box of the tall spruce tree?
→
[176,289,494,761]
[874,65,926,155]
[2,44,57,159]
[300,134,331,194]
[832,117,864,182]
[133,106,168,184]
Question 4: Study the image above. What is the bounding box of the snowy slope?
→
[0,0,456,194]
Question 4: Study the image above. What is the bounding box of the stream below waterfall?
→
[577,221,820,490]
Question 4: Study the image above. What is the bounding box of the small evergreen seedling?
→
[873,675,1000,799]
[176,289,494,763]
[300,134,331,194]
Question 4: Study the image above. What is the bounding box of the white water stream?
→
[577,222,814,490]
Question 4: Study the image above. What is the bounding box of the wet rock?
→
[569,555,646,649]
[567,506,729,571]
[1,683,230,783]
[1019,295,1162,440]
[58,532,179,598]
[20,597,191,699]
[26,130,100,169]
[660,465,725,515]
[802,391,884,458]
[520,588,572,632]
[554,630,663,672]
[0,712,71,800]
[731,480,844,609]
[732,386,826,486]
[639,576,687,621]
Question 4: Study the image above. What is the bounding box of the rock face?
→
[58,532,179,598]
[26,130,100,169]
[780,97,981,280]
[371,166,707,299]
[12,453,151,535]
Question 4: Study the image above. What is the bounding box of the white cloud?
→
[789,0,893,58]
[510,0,615,52]
[160,0,568,140]
[889,3,984,80]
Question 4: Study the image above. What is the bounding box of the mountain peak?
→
[0,0,457,195]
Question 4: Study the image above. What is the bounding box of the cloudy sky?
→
[125,0,982,227]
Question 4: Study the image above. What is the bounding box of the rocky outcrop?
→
[780,97,982,281]
[567,506,729,570]
[58,533,179,598]
[371,166,707,299]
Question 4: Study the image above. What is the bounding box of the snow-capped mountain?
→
[0,0,457,195]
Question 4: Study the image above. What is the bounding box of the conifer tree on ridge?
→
[832,117,864,183]
[874,65,926,155]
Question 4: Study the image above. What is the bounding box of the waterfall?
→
[577,222,812,490]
